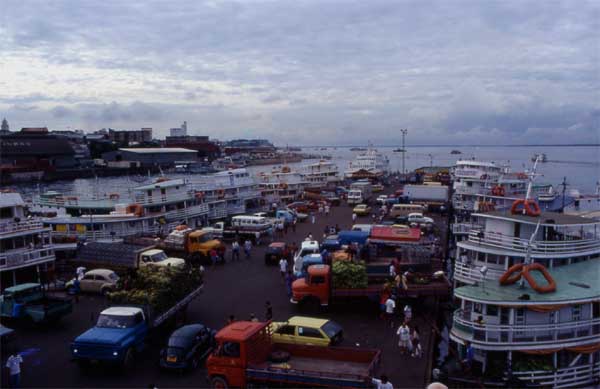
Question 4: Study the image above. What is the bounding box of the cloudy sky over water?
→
[1,0,598,145]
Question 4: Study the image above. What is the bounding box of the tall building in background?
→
[169,121,188,137]
[107,128,152,145]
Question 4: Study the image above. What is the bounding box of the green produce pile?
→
[332,260,368,289]
[108,266,203,315]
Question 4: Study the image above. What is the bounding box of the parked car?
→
[287,201,309,213]
[352,204,372,216]
[407,213,434,227]
[265,242,291,265]
[66,269,119,296]
[371,184,384,193]
[376,195,389,205]
[270,316,344,346]
[160,324,216,371]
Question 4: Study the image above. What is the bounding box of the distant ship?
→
[345,148,390,178]
[450,150,462,155]
[350,147,367,151]
[393,148,405,152]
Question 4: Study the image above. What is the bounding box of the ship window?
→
[0,207,13,218]
[572,305,581,321]
[486,305,498,316]
[474,303,482,314]
[147,190,152,196]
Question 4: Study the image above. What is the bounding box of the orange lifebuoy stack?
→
[126,204,144,217]
[499,262,556,293]
[511,199,541,216]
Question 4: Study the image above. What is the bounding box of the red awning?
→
[370,226,421,242]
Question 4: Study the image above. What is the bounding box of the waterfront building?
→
[107,128,152,145]
[1,192,55,290]
[0,128,77,168]
[449,204,600,388]
[101,147,198,168]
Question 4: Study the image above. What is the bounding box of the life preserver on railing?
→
[126,204,144,217]
[491,186,505,196]
[522,263,557,293]
[478,201,495,212]
[195,191,204,200]
[511,199,541,216]
[280,183,288,190]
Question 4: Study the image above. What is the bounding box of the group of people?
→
[230,239,254,261]
[227,301,273,325]
[382,294,422,358]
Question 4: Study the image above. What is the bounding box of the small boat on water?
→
[393,148,405,152]
[350,147,367,151]
[450,150,462,155]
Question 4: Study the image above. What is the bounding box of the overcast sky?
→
[1,0,598,145]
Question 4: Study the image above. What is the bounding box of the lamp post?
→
[401,129,408,175]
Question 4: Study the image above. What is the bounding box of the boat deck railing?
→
[0,219,46,235]
[453,261,504,284]
[513,360,600,389]
[467,230,600,255]
[0,246,55,270]
[453,309,600,348]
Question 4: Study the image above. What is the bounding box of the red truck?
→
[291,264,451,310]
[206,321,380,388]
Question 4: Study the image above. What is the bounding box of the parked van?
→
[231,215,271,230]
[390,204,425,218]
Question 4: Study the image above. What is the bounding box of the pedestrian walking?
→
[76,266,86,280]
[396,322,411,355]
[352,213,357,223]
[265,301,273,321]
[384,296,396,328]
[279,257,288,280]
[231,241,240,261]
[411,327,422,358]
[210,248,218,266]
[318,204,323,214]
[403,304,412,323]
[325,205,330,216]
[308,233,313,240]
[244,239,252,260]
[6,353,23,388]
[371,375,393,389]
[389,261,397,278]
[292,218,297,232]
[311,212,316,224]
[285,270,294,297]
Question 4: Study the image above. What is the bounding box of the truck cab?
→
[139,249,185,268]
[294,254,324,279]
[293,240,320,273]
[291,265,331,306]
[71,306,148,366]
[347,189,364,205]
[186,230,225,257]
[0,283,72,324]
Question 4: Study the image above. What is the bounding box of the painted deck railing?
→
[451,222,481,235]
[513,361,600,389]
[0,247,55,270]
[467,230,600,255]
[453,309,600,347]
[453,261,504,284]
[0,220,45,235]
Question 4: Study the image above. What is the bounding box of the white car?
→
[376,195,389,205]
[293,240,320,273]
[66,269,119,296]
[407,213,434,227]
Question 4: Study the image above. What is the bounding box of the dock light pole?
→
[401,129,408,174]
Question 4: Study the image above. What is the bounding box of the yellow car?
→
[353,204,372,216]
[372,184,384,193]
[270,316,344,346]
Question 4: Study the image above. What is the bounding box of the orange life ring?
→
[491,186,505,196]
[195,191,204,200]
[522,263,556,293]
[499,263,524,285]
[511,199,541,216]
[126,204,144,217]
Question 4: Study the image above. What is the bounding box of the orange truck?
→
[206,321,380,388]
[291,264,451,311]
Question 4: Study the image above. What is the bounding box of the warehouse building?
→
[101,148,197,167]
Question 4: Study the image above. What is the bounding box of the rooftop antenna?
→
[523,154,542,213]
[519,221,541,289]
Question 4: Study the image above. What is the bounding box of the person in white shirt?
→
[372,375,393,389]
[384,297,396,328]
[352,213,357,223]
[389,263,396,278]
[279,258,288,280]
[6,353,23,388]
[397,322,411,355]
[403,304,412,323]
[76,266,86,280]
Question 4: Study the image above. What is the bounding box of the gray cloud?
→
[0,0,598,144]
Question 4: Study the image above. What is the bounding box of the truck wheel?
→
[123,348,135,369]
[211,376,229,389]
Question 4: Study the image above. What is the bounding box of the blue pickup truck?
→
[71,285,203,368]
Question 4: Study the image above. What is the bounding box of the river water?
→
[7,145,599,199]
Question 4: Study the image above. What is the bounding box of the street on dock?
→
[6,186,448,388]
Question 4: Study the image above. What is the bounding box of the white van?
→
[390,204,425,218]
[231,215,271,230]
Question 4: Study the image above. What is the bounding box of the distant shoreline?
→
[295,144,599,148]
